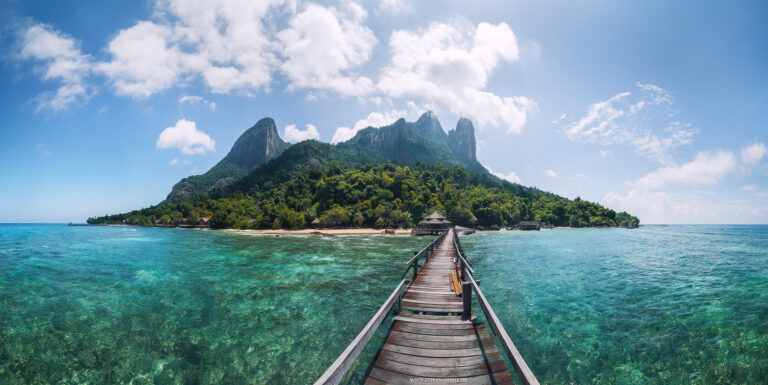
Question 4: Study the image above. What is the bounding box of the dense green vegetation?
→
[88,161,639,229]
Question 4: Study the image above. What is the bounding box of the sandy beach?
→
[219,228,413,236]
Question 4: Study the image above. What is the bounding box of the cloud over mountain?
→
[378,21,535,133]
[157,119,216,155]
[15,2,536,137]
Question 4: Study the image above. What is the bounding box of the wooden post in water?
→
[462,281,472,321]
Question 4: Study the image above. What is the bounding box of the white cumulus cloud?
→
[97,0,286,98]
[283,123,320,143]
[566,83,695,164]
[157,119,215,155]
[378,21,535,133]
[740,142,767,165]
[179,95,216,111]
[378,0,412,15]
[97,21,195,98]
[278,2,377,96]
[544,169,558,178]
[19,24,92,110]
[632,151,737,190]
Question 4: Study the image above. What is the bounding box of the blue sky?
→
[1,0,766,223]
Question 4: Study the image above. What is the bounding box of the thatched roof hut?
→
[415,212,451,232]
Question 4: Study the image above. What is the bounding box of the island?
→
[88,112,640,230]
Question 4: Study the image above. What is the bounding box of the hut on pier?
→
[413,211,451,236]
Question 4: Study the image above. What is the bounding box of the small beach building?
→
[413,212,452,236]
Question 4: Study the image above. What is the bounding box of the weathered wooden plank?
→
[376,353,508,376]
[381,343,483,358]
[485,349,504,362]
[386,336,483,350]
[402,294,463,302]
[414,280,450,289]
[401,301,461,309]
[414,280,454,286]
[376,350,487,368]
[393,315,471,325]
[388,330,486,343]
[451,273,462,296]
[363,377,388,385]
[493,369,514,383]
[406,288,455,295]
[394,319,484,330]
[397,312,464,320]
[392,321,486,334]
[392,322,482,336]
[401,298,462,306]
[403,292,458,300]
[374,358,494,378]
[408,285,453,291]
[415,277,455,284]
[367,367,498,385]
[401,305,463,313]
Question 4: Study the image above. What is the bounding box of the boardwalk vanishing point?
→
[314,228,540,385]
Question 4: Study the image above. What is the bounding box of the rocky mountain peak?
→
[165,117,290,202]
[414,111,447,142]
[448,117,477,163]
[223,117,289,169]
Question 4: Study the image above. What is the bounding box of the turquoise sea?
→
[0,224,766,384]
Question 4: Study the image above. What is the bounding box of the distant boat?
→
[68,222,89,226]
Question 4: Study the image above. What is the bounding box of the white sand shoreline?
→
[219,228,413,236]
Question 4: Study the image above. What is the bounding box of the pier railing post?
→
[462,282,472,321]
[412,252,419,281]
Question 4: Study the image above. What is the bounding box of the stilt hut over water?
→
[413,211,452,235]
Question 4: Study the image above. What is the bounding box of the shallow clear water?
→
[0,224,766,384]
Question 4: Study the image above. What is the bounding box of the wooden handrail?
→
[313,279,409,385]
[455,230,540,385]
[453,238,475,276]
[405,229,446,266]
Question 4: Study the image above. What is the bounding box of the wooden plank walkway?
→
[364,229,515,385]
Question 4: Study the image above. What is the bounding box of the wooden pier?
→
[314,228,539,385]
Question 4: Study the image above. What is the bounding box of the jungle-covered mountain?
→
[165,117,290,201]
[88,112,640,229]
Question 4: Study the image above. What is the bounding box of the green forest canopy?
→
[89,161,640,229]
